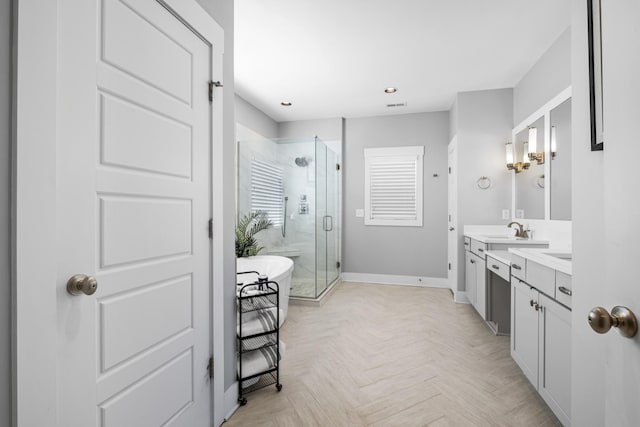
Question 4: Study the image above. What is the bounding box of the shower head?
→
[295,157,308,167]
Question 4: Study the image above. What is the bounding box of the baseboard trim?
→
[223,383,239,423]
[341,272,448,288]
[453,291,470,304]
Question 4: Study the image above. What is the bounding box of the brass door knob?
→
[588,306,638,338]
[66,274,98,296]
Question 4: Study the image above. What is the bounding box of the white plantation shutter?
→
[251,159,284,226]
[364,146,424,226]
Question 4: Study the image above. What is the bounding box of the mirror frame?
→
[511,86,572,221]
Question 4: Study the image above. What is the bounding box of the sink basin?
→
[483,235,525,240]
[545,252,572,261]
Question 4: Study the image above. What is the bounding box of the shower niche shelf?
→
[236,273,283,405]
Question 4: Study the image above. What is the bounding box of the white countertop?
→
[485,250,512,265]
[508,247,572,275]
[465,232,549,245]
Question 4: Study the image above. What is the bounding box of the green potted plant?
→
[235,210,273,257]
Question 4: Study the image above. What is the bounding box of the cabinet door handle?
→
[491,264,500,270]
[511,263,522,270]
[464,242,470,246]
[558,286,572,296]
[478,248,484,252]
[470,259,475,264]
[530,299,540,311]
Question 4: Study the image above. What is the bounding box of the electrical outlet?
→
[502,209,510,220]
[355,209,364,218]
[516,209,525,219]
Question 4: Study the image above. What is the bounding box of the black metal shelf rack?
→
[236,274,282,405]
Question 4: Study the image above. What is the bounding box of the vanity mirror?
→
[510,87,571,222]
[550,98,572,220]
[514,116,545,220]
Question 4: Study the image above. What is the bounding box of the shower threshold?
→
[289,278,341,307]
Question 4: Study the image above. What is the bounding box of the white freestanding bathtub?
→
[236,255,294,324]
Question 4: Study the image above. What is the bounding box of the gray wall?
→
[235,94,278,139]
[454,89,514,291]
[513,27,571,125]
[195,0,236,391]
[1,0,11,425]
[343,112,449,278]
[278,117,343,142]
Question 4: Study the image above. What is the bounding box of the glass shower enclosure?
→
[237,136,340,299]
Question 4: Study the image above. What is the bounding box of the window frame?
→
[364,145,424,227]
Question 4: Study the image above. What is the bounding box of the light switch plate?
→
[501,209,510,220]
[355,209,364,218]
[516,209,524,219]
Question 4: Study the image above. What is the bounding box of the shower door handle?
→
[323,215,333,231]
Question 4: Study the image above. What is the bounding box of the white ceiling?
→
[235,0,571,123]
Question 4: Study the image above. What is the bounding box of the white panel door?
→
[574,1,640,425]
[447,139,458,296]
[56,0,211,425]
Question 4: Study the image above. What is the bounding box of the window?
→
[251,159,284,226]
[364,146,424,226]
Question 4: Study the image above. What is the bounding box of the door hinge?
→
[208,80,223,102]
[448,166,451,174]
[208,219,213,238]
[207,356,214,379]
[336,261,341,269]
[448,263,452,271]
[336,163,340,171]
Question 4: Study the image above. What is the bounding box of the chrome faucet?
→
[508,221,529,239]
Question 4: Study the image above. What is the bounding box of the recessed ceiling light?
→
[281,101,292,106]
[384,87,398,94]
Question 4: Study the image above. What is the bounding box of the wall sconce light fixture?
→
[527,127,544,164]
[505,142,530,173]
[551,126,557,159]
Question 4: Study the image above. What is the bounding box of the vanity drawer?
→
[555,272,572,309]
[487,256,510,281]
[470,239,487,258]
[526,261,556,297]
[510,254,526,281]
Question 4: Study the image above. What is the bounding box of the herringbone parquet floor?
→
[224,282,561,426]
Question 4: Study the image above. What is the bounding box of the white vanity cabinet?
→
[538,293,571,426]
[510,251,572,426]
[465,250,486,319]
[463,234,547,322]
[511,279,540,386]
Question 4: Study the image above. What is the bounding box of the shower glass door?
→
[315,139,328,296]
[315,138,339,297]
[325,147,339,286]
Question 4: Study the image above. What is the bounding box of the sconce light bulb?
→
[522,142,530,165]
[528,127,537,154]
[505,142,514,166]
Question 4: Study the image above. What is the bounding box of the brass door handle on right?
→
[588,306,638,338]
